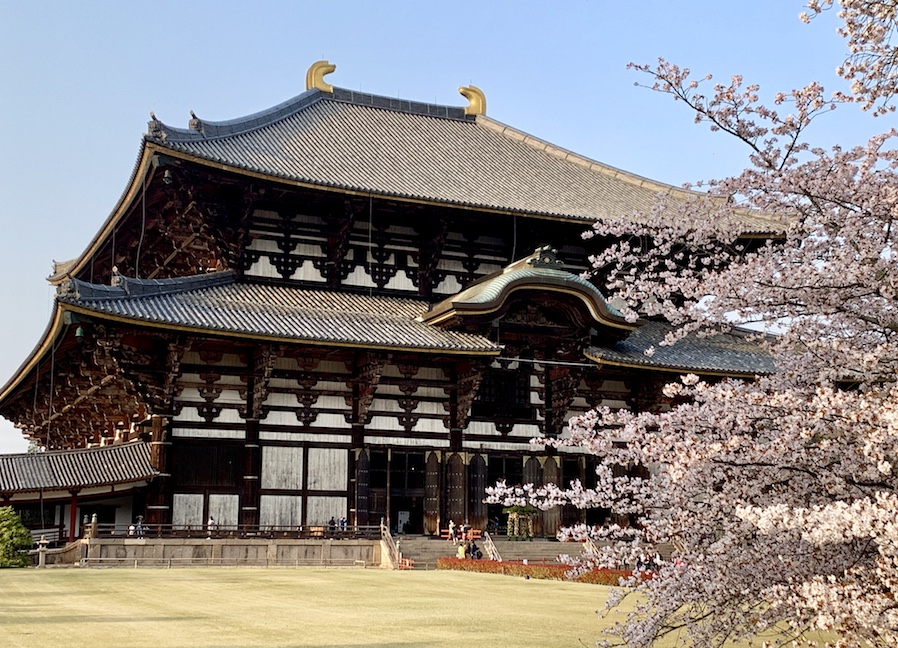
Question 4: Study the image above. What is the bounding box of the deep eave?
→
[48,84,782,286]
[58,271,501,353]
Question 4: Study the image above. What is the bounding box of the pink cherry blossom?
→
[488,4,898,646]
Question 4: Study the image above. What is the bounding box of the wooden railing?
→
[27,525,66,545]
[582,534,600,556]
[482,531,502,562]
[91,523,381,540]
[380,523,400,568]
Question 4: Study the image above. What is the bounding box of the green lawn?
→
[0,567,623,648]
[0,567,832,648]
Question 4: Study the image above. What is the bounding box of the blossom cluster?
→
[488,6,898,644]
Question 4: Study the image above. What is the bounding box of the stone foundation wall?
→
[76,538,382,567]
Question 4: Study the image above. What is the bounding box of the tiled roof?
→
[587,321,774,376]
[423,246,631,329]
[0,443,157,493]
[147,87,776,232]
[58,271,499,354]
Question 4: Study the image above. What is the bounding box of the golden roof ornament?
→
[458,85,486,116]
[306,60,336,93]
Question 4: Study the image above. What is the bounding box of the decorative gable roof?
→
[422,246,633,331]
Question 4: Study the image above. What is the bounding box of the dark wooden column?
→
[523,457,543,536]
[145,414,171,526]
[446,453,466,525]
[467,454,487,530]
[67,489,80,542]
[541,457,561,536]
[241,418,261,528]
[355,449,370,526]
[424,451,441,534]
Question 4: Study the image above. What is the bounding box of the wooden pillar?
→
[145,415,171,526]
[467,454,487,530]
[68,489,80,542]
[385,448,392,531]
[241,418,261,528]
[446,452,466,525]
[541,456,561,536]
[355,449,370,526]
[350,424,364,526]
[424,451,441,535]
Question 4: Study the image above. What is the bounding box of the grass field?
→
[0,567,625,648]
[0,567,831,647]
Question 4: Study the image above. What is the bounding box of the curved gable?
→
[421,247,635,333]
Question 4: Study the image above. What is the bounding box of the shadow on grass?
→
[0,614,206,624]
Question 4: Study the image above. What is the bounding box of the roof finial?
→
[189,110,202,131]
[526,245,562,269]
[306,60,336,93]
[147,112,164,139]
[458,85,486,116]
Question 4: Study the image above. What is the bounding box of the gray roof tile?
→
[588,321,774,375]
[0,443,157,493]
[59,272,499,354]
[148,87,777,232]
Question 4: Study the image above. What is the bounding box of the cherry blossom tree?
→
[803,0,898,115]
[488,4,898,647]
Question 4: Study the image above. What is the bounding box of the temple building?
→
[0,62,774,540]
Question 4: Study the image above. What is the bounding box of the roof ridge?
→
[147,89,325,143]
[3,441,151,458]
[146,86,473,144]
[59,269,236,301]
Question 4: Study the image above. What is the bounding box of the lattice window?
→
[471,369,533,421]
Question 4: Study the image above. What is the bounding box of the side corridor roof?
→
[0,442,157,493]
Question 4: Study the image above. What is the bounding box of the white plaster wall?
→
[344,265,377,288]
[259,432,351,443]
[411,418,449,433]
[306,448,347,491]
[172,493,204,528]
[305,496,346,525]
[175,407,245,425]
[310,412,352,429]
[260,495,302,527]
[365,436,450,448]
[171,428,246,440]
[261,446,304,490]
[208,494,239,527]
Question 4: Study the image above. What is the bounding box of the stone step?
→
[395,536,580,570]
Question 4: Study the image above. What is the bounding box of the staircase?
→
[490,538,568,563]
[395,535,569,570]
[392,536,458,570]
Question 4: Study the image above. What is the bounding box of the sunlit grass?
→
[0,568,834,647]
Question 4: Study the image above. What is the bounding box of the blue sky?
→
[0,1,883,453]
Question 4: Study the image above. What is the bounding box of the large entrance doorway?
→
[368,449,426,534]
[389,451,425,534]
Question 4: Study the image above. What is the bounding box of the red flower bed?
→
[573,568,633,585]
[436,557,631,585]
